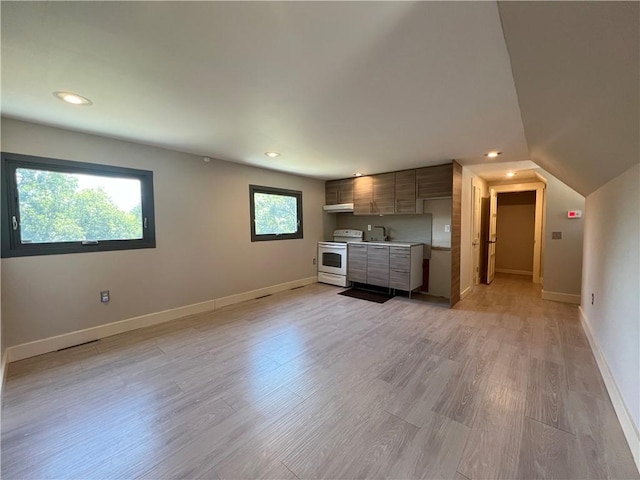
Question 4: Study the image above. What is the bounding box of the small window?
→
[1,152,156,257]
[249,185,303,242]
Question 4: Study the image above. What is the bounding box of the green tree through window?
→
[250,185,303,241]
[17,168,142,243]
[2,152,155,258]
[253,192,297,235]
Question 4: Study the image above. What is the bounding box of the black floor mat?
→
[338,288,394,304]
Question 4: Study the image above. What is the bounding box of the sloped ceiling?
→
[1,2,637,194]
[498,1,639,196]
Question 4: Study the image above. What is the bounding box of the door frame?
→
[490,182,545,284]
[472,183,483,285]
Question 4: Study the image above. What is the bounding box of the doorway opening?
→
[495,191,536,280]
[481,182,545,285]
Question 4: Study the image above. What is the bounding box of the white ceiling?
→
[1,2,637,195]
[1,1,528,179]
[466,160,541,184]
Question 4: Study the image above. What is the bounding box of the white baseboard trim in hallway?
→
[1,348,8,399]
[541,290,581,304]
[460,286,472,300]
[579,306,640,471]
[6,276,318,363]
[495,268,533,276]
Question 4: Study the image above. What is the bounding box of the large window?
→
[249,185,303,241]
[1,152,155,257]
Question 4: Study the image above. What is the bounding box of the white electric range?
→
[317,229,364,287]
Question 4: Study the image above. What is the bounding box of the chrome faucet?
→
[373,225,387,241]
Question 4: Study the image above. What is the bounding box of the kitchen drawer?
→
[348,244,368,258]
[367,245,390,266]
[390,253,410,271]
[389,269,410,290]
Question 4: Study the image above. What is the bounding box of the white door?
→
[487,188,498,284]
[472,185,482,285]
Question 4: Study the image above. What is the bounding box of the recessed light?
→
[54,91,92,106]
[264,152,280,158]
[485,151,502,158]
[506,172,515,178]
[353,172,363,177]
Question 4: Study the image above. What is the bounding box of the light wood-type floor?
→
[2,274,638,479]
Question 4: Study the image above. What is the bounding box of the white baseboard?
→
[541,290,581,305]
[460,286,472,300]
[1,348,8,400]
[579,306,640,471]
[495,268,533,276]
[6,276,317,363]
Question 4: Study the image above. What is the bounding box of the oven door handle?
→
[318,244,347,250]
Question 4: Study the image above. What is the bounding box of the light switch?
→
[552,232,562,240]
[444,225,451,233]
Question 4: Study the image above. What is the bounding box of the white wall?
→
[542,171,585,296]
[423,198,452,248]
[1,119,327,347]
[581,163,640,437]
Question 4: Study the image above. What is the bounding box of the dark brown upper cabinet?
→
[324,178,354,205]
[327,161,454,215]
[353,173,394,215]
[416,163,453,199]
[394,169,416,214]
[372,173,395,215]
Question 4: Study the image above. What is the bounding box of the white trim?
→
[495,268,533,276]
[489,182,545,284]
[579,306,640,471]
[541,290,581,304]
[1,348,8,400]
[460,286,472,300]
[6,276,317,363]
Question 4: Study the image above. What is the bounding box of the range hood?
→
[323,203,354,213]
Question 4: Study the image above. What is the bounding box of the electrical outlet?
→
[367,225,372,231]
[444,225,450,233]
[591,293,594,305]
[312,258,316,265]
[552,231,562,240]
[100,290,110,303]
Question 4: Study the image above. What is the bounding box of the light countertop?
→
[360,241,424,248]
